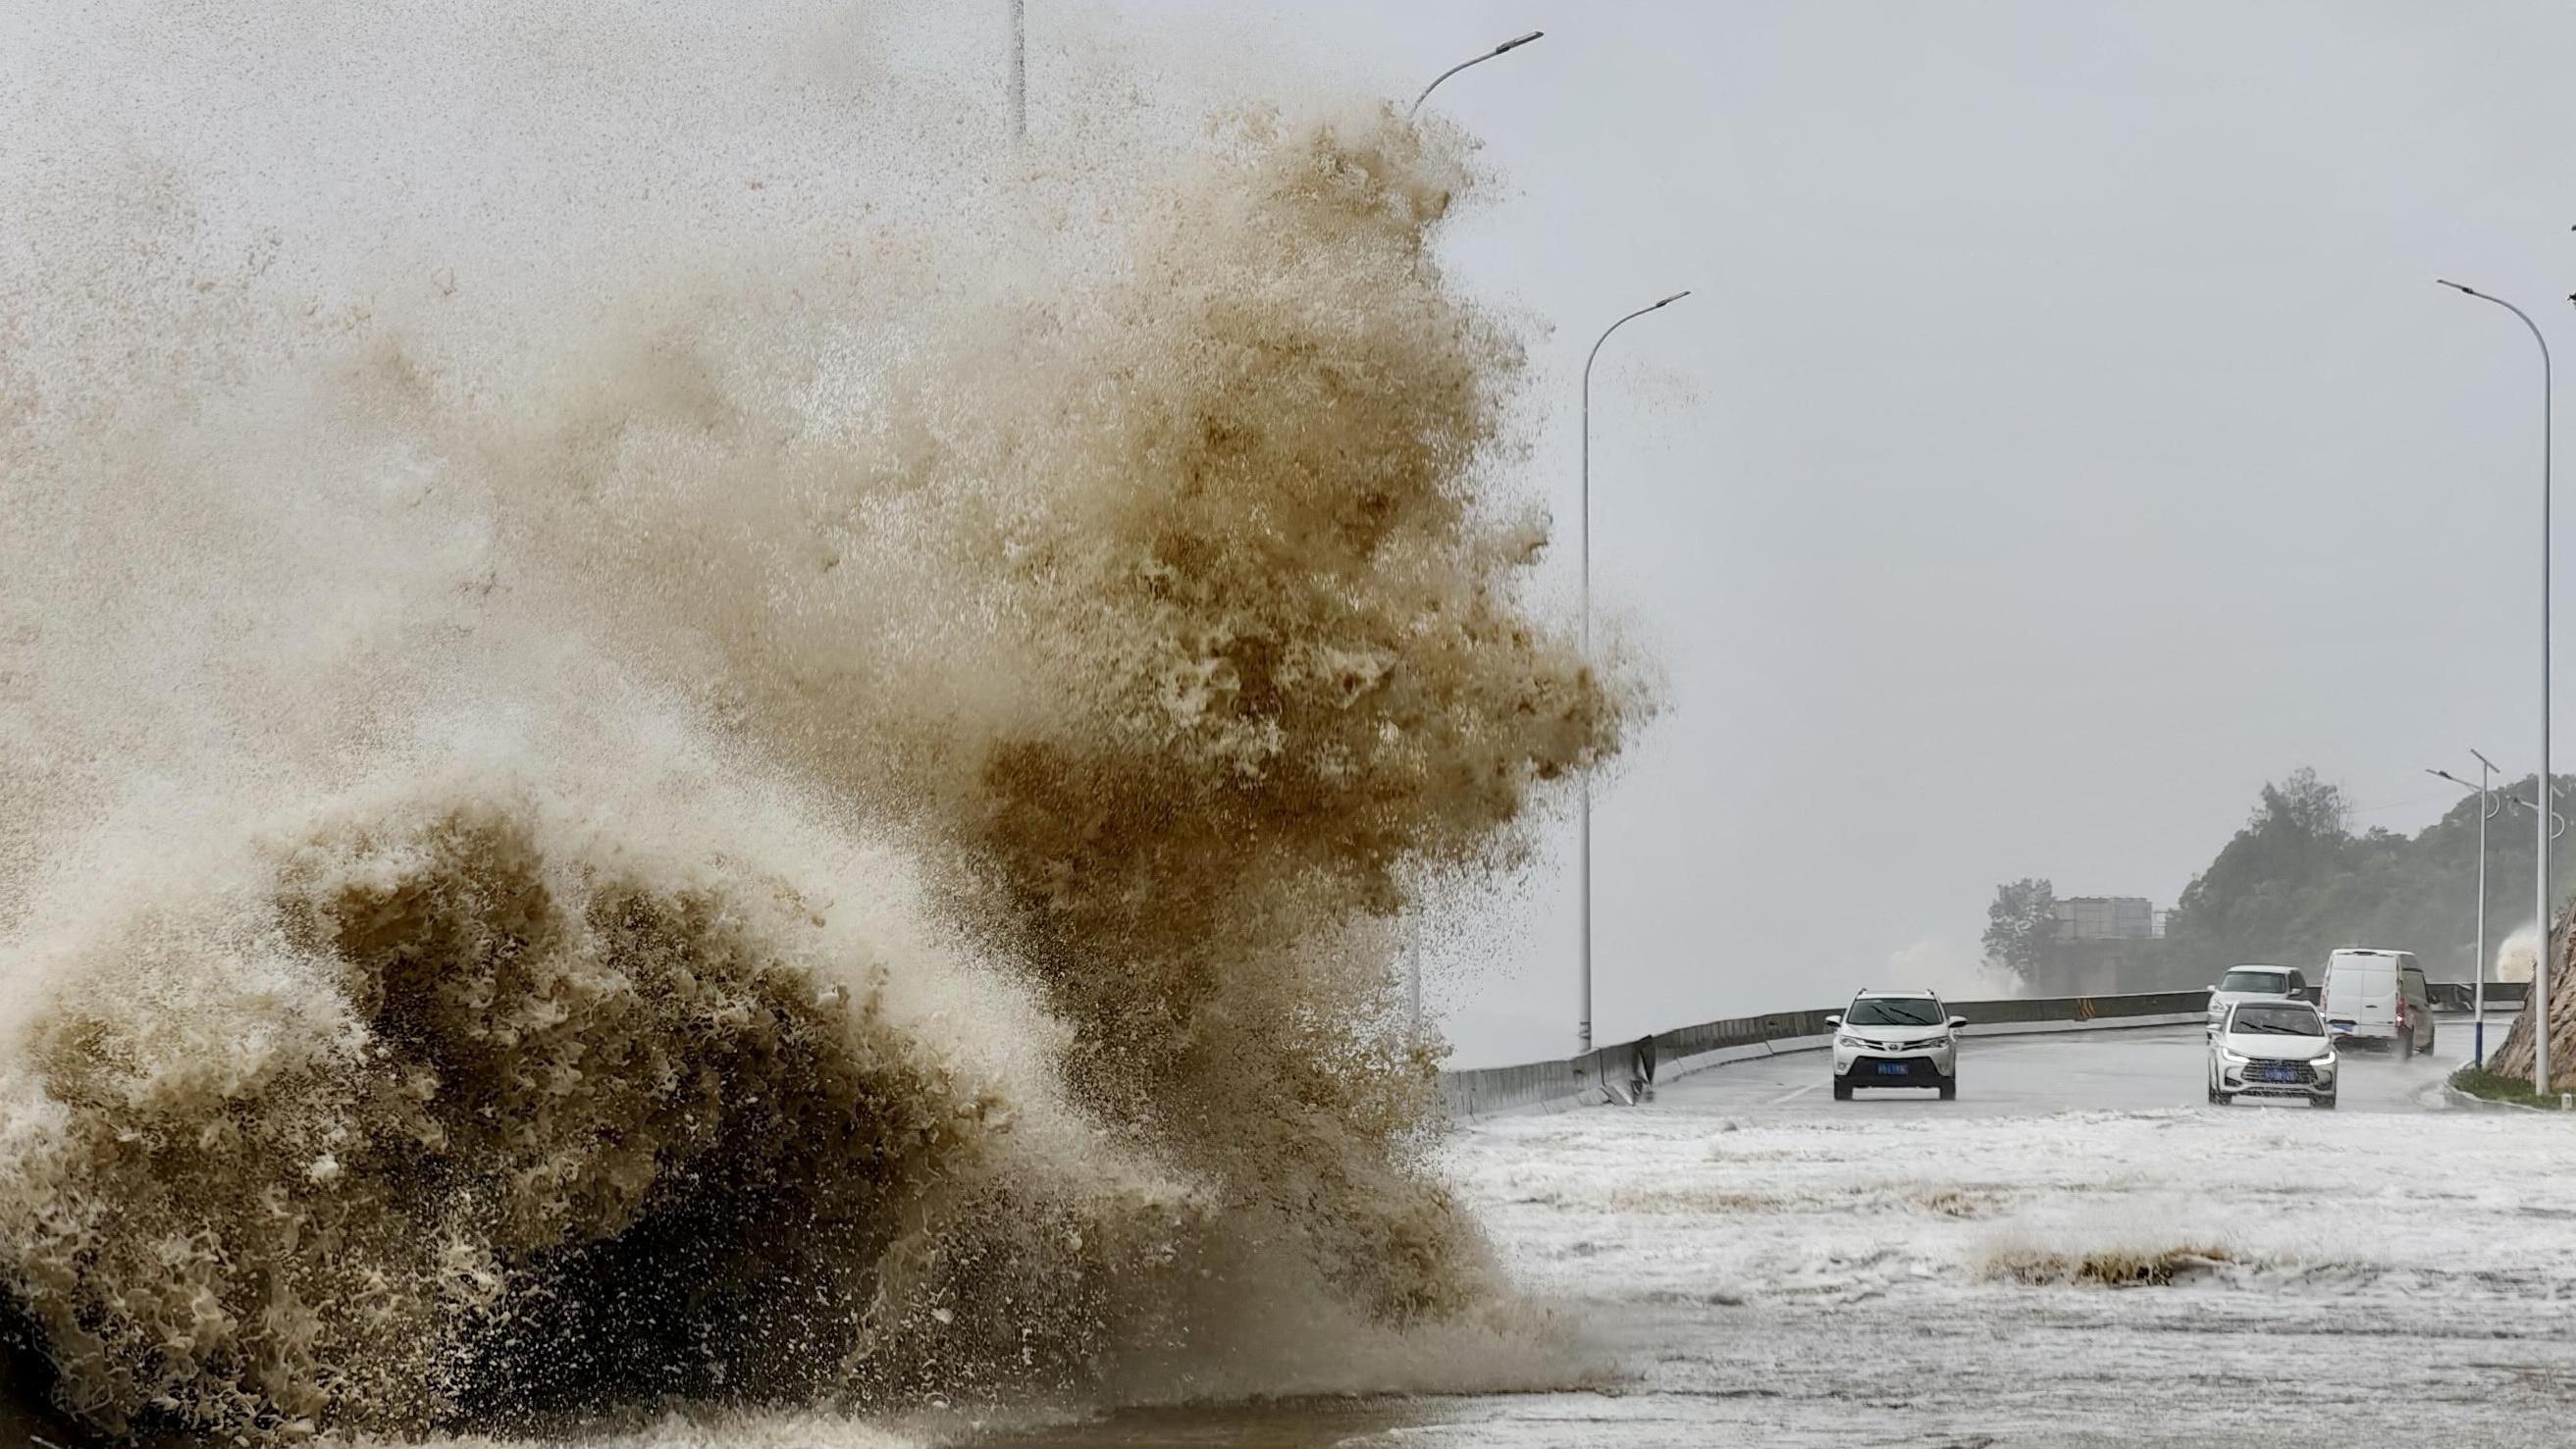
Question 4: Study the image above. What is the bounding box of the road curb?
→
[2440,1083,2559,1113]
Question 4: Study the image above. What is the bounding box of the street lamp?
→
[1409,31,1545,117]
[2430,753,2505,1065]
[1577,290,1690,1056]
[1394,29,1544,1050]
[2440,278,2554,1096]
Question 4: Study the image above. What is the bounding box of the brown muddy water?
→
[0,2,1629,1439]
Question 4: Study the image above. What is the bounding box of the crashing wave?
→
[0,7,1637,1438]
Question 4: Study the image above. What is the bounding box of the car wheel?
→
[1938,1077,1957,1101]
[1832,1081,1853,1101]
[2213,1091,2234,1106]
[2425,1026,2436,1056]
[2314,1094,2337,1110]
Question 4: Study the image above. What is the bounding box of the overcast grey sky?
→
[1088,1,2576,1063]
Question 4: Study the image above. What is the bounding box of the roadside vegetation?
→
[1985,768,2576,996]
[2448,1063,2568,1110]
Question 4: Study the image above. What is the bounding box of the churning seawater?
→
[0,3,1636,1442]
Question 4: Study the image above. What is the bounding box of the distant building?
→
[2053,896,2159,942]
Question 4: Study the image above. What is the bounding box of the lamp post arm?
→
[1409,31,1545,116]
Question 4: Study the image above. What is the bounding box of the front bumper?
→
[1834,1051,1955,1087]
[2215,1056,2338,1098]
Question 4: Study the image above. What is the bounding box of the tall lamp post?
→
[1577,290,1690,1055]
[2440,279,2553,1095]
[1395,31,1545,1049]
[2430,753,2504,1065]
[1409,31,1545,117]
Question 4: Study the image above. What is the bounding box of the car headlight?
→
[1835,1033,1865,1049]
[2217,1048,2249,1064]
[2315,1053,2338,1070]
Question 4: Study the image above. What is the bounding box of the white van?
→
[2320,948,2434,1055]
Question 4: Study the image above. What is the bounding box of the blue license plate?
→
[1875,1063,1910,1076]
[2257,1066,2295,1082]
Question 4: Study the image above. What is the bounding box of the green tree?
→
[2167,768,2354,977]
[2257,766,2348,837]
[1982,768,2576,996]
[1981,877,2060,984]
[2167,768,2576,984]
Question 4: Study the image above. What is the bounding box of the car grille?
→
[1886,1035,1946,1051]
[2242,1059,2319,1084]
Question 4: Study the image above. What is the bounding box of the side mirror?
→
[1948,1015,1968,1030]
[1824,1014,1842,1028]
[2204,985,2219,994]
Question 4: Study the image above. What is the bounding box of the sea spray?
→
[471,105,1620,1323]
[0,5,1637,1438]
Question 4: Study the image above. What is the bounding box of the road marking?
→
[1770,1083,1818,1105]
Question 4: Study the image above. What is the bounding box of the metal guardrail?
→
[1437,981,2529,1119]
[2430,979,2528,1012]
[1436,988,2214,1119]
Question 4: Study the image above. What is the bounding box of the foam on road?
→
[1430,1015,2576,1446]
[1020,1019,2576,1446]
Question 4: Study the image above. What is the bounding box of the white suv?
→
[1830,991,1965,1101]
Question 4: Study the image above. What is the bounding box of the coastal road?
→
[1018,1013,2576,1447]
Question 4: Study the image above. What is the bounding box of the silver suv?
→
[1830,990,1965,1100]
[2204,963,2308,1036]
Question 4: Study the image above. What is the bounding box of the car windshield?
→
[2230,1004,2323,1036]
[2218,969,2288,993]
[1846,998,1945,1027]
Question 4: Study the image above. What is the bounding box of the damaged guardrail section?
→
[1435,982,2526,1119]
